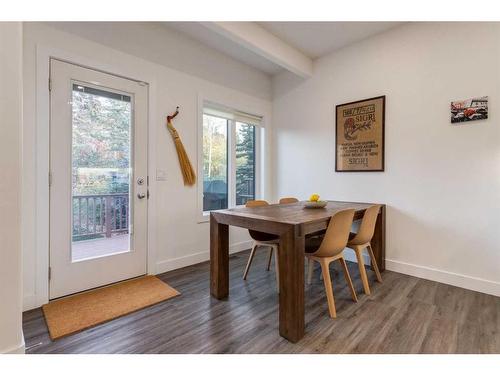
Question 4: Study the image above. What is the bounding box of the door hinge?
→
[48,171,52,187]
[48,78,52,92]
[48,267,52,281]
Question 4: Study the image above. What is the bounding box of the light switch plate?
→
[156,168,167,181]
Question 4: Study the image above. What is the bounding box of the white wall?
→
[22,23,273,310]
[273,22,500,296]
[44,22,272,101]
[0,22,24,353]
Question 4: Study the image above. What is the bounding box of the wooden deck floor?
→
[23,249,500,353]
[72,234,129,261]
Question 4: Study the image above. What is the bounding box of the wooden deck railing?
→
[72,193,129,240]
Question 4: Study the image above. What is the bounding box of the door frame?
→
[33,44,158,307]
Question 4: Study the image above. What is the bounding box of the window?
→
[235,122,255,206]
[202,114,228,211]
[201,103,261,214]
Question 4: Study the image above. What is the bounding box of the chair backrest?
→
[279,197,299,204]
[313,209,355,257]
[350,205,381,245]
[245,200,277,241]
[245,200,269,208]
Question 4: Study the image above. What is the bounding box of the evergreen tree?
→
[235,123,255,205]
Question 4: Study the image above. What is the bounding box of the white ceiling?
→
[165,22,403,76]
[257,22,403,59]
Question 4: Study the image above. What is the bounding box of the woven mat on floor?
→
[42,275,180,340]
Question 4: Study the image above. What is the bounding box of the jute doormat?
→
[42,275,180,340]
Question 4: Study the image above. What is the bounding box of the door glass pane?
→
[235,122,256,205]
[202,114,228,211]
[71,83,132,261]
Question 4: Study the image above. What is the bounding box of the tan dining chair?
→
[279,197,299,204]
[243,200,280,288]
[346,205,382,295]
[305,209,358,318]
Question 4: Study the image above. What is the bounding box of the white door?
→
[49,59,148,299]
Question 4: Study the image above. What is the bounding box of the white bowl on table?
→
[303,200,328,209]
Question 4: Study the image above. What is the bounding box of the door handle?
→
[137,193,146,199]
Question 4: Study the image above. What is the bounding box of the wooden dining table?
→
[210,200,385,343]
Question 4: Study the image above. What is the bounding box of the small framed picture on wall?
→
[451,96,488,124]
[335,95,385,172]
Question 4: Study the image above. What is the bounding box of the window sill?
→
[197,212,210,224]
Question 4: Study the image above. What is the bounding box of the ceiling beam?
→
[202,22,313,78]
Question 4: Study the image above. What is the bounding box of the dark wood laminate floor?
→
[23,249,500,354]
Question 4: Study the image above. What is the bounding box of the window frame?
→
[197,97,262,223]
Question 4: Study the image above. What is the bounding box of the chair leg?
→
[355,246,371,295]
[266,247,273,271]
[273,246,280,290]
[307,257,314,285]
[320,259,337,318]
[243,243,258,280]
[367,244,382,283]
[339,257,358,302]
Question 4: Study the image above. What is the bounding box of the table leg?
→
[370,205,386,272]
[210,215,229,299]
[278,226,305,343]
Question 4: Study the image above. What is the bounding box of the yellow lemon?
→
[309,194,320,202]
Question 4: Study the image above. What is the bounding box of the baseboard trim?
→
[342,250,499,297]
[386,259,500,297]
[155,240,253,275]
[2,337,25,354]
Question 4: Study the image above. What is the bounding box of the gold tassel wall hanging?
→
[166,106,196,186]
